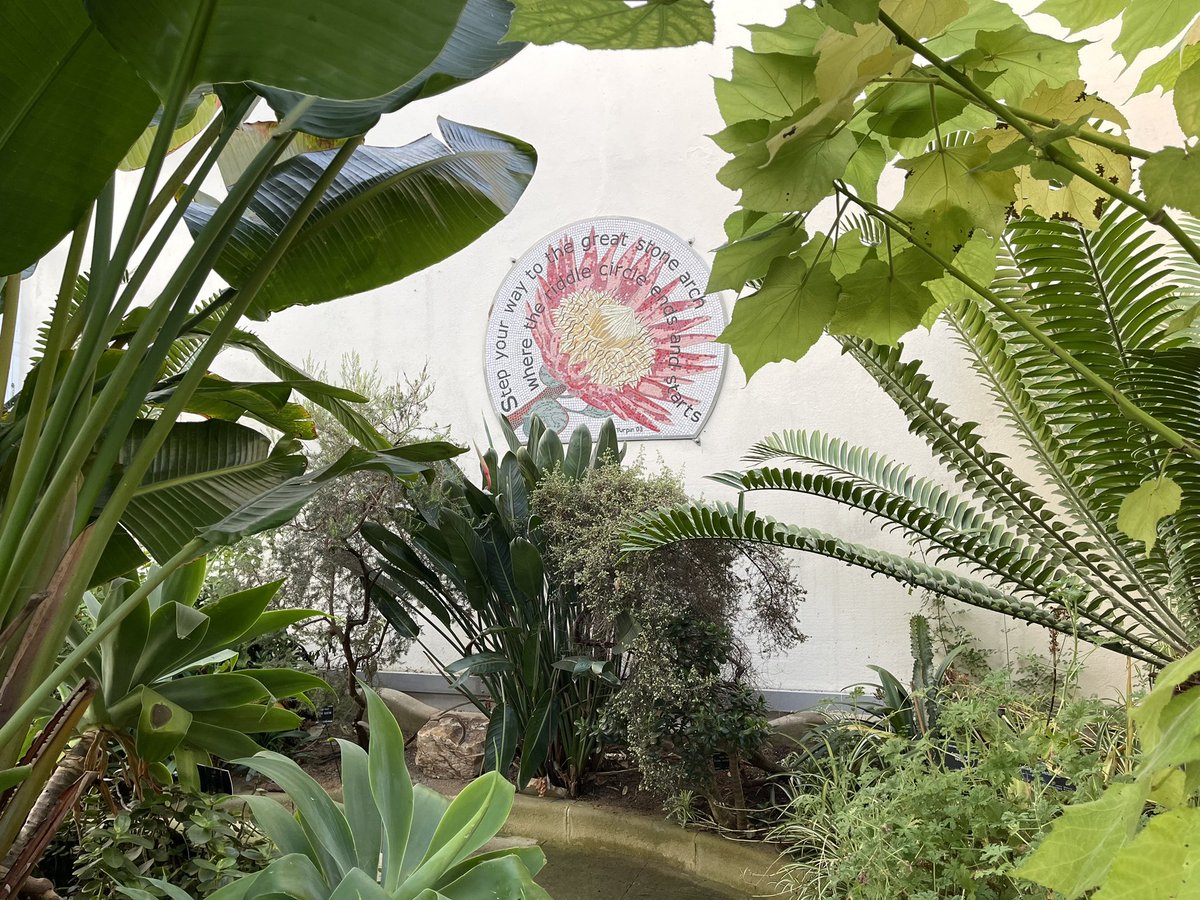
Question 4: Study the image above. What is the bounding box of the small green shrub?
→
[773,674,1127,899]
[534,455,804,821]
[70,787,270,898]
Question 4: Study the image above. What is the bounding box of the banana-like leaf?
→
[0,0,158,274]
[253,0,524,139]
[84,0,468,102]
[120,88,218,171]
[183,119,536,319]
[146,374,326,441]
[199,441,466,548]
[112,419,306,562]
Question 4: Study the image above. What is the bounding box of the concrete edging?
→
[501,794,779,896]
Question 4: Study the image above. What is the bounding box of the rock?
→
[768,711,829,748]
[378,687,438,738]
[415,710,488,779]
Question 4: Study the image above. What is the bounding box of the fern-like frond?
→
[624,503,1170,667]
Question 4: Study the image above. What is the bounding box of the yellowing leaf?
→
[1176,59,1200,136]
[1118,476,1182,553]
[814,20,911,102]
[1021,79,1129,130]
[715,49,817,125]
[920,231,999,327]
[718,256,841,377]
[881,0,968,41]
[968,25,1084,104]
[719,123,856,213]
[1015,781,1148,898]
[506,0,715,49]
[829,249,942,344]
[1093,809,1200,900]
[895,140,1016,241]
[1142,147,1200,217]
[120,92,219,172]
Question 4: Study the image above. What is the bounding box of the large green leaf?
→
[134,687,192,763]
[0,0,158,274]
[363,685,414,890]
[184,120,536,318]
[718,256,841,377]
[336,739,384,879]
[254,0,524,139]
[113,419,306,563]
[198,442,465,548]
[84,0,468,101]
[506,0,714,48]
[234,751,357,882]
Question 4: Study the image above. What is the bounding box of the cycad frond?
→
[630,207,1200,665]
[624,503,1170,667]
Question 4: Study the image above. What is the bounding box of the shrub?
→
[773,674,1127,899]
[534,456,805,821]
[208,356,442,741]
[67,787,270,898]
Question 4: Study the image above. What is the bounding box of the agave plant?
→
[208,686,550,899]
[628,208,1200,668]
[71,559,327,789]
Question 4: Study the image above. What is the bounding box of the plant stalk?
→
[0,540,203,756]
[877,10,1200,270]
[0,276,20,405]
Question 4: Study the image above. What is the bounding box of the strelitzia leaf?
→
[84,0,468,101]
[184,120,536,319]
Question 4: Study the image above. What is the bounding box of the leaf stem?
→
[3,211,92,515]
[62,136,366,607]
[0,539,204,755]
[877,10,1200,267]
[137,109,227,247]
[0,276,20,404]
[852,189,1200,464]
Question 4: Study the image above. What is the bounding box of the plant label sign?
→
[485,216,727,440]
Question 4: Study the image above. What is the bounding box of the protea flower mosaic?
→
[495,223,724,435]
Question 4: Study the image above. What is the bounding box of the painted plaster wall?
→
[17,2,1181,696]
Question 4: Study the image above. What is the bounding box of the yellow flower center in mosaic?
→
[553,288,655,388]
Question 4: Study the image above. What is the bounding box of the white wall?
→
[21,2,1175,698]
